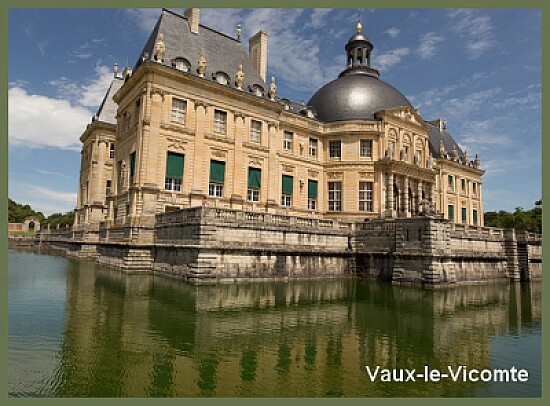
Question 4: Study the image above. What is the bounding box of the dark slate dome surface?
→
[308,73,412,122]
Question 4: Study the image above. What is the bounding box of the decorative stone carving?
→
[439,140,445,156]
[282,164,294,173]
[400,148,407,162]
[211,149,227,158]
[474,154,480,168]
[452,145,459,160]
[387,142,394,160]
[308,170,318,178]
[427,153,433,169]
[249,157,262,166]
[327,172,342,179]
[464,150,470,164]
[268,76,277,100]
[235,64,244,90]
[154,33,165,63]
[197,51,207,77]
[167,137,187,151]
[236,24,242,42]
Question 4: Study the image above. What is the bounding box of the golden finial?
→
[356,21,363,33]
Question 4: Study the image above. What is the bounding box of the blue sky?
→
[8,8,541,215]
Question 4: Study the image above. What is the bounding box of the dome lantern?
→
[344,20,376,76]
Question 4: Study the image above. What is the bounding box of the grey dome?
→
[308,73,412,122]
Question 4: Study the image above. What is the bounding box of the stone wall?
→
[31,207,542,286]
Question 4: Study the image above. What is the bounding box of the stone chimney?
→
[249,30,268,81]
[184,8,200,34]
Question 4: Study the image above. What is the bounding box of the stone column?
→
[386,172,394,217]
[266,122,279,212]
[403,176,409,217]
[416,180,424,213]
[191,101,209,196]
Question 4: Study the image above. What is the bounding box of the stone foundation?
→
[30,207,542,286]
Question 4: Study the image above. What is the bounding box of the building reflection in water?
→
[53,260,541,397]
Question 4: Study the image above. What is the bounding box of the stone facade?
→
[74,8,484,231]
[36,207,542,286]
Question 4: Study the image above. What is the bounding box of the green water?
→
[8,250,542,397]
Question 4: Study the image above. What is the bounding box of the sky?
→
[8,8,541,216]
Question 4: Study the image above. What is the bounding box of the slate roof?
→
[95,77,123,124]
[135,9,266,92]
[427,121,464,158]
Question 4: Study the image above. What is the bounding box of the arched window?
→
[172,58,191,72]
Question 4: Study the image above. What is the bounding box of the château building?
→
[75,8,485,228]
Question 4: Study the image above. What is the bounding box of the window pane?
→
[166,152,184,179]
[248,167,261,189]
[282,175,293,195]
[308,180,318,198]
[210,160,225,183]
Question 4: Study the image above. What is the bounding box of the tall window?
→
[473,182,478,196]
[129,152,136,184]
[247,167,261,202]
[328,182,342,211]
[250,120,262,143]
[105,180,112,196]
[448,175,454,192]
[329,140,341,159]
[309,138,318,157]
[109,143,115,159]
[281,175,293,207]
[171,98,186,124]
[473,209,478,225]
[209,160,225,197]
[448,204,454,220]
[462,207,467,223]
[461,178,466,193]
[308,180,318,210]
[388,141,396,159]
[360,139,372,158]
[165,152,184,191]
[213,110,227,134]
[283,131,293,151]
[359,181,373,212]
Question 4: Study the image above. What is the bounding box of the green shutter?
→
[130,152,136,177]
[166,152,184,179]
[462,207,467,221]
[308,180,318,198]
[473,210,478,224]
[248,167,261,189]
[448,205,454,220]
[210,160,225,183]
[282,175,293,195]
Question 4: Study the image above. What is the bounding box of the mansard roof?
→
[135,9,266,91]
[94,77,123,125]
[427,121,464,158]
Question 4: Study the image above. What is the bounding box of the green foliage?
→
[484,205,542,233]
[8,198,45,223]
[42,211,75,228]
[8,198,74,228]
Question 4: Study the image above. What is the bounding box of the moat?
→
[8,249,541,397]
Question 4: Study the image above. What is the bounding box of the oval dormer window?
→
[300,107,317,119]
[213,71,230,86]
[250,84,265,97]
[280,98,291,111]
[172,58,191,72]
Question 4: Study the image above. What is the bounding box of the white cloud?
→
[9,182,77,215]
[124,8,163,32]
[8,87,92,151]
[46,64,114,109]
[24,25,49,56]
[375,47,410,72]
[418,32,445,59]
[448,9,497,59]
[384,27,400,38]
[35,169,71,179]
[306,9,334,29]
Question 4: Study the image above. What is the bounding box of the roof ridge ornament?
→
[197,50,206,77]
[268,76,277,100]
[235,64,244,90]
[154,33,165,63]
[356,21,363,33]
